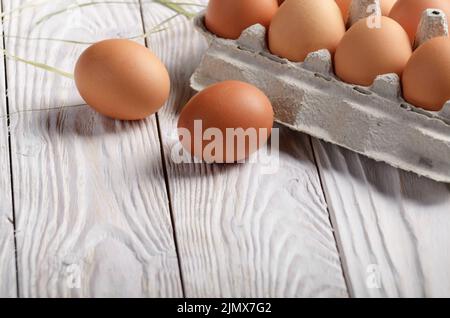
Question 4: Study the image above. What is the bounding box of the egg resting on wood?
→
[75,39,170,120]
[178,81,274,163]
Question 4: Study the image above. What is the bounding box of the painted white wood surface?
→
[141,2,348,297]
[0,119,17,297]
[3,0,182,297]
[8,107,182,297]
[313,140,450,297]
[3,0,144,111]
[1,0,449,298]
[0,4,17,295]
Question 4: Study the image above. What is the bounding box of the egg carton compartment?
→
[190,8,450,183]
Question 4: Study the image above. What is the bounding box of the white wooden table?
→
[0,0,449,298]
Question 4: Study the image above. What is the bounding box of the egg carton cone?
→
[190,2,450,183]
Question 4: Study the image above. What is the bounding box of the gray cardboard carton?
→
[190,4,450,183]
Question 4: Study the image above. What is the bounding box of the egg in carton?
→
[190,0,450,183]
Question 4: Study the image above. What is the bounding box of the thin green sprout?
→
[0,1,202,78]
[2,49,74,79]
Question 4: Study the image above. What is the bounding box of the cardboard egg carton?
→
[190,2,450,183]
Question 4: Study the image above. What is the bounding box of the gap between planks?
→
[1,0,19,298]
[0,0,351,297]
[138,0,186,297]
[140,1,349,297]
[2,0,182,297]
[308,136,354,297]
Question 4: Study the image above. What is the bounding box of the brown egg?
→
[335,0,351,20]
[269,0,346,62]
[380,0,397,15]
[75,39,170,120]
[334,16,412,86]
[336,0,397,21]
[403,36,450,111]
[205,0,279,39]
[178,81,274,163]
[390,0,450,43]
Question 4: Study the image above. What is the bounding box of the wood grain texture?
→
[9,106,182,297]
[3,0,182,297]
[142,2,349,297]
[0,117,17,298]
[3,0,144,111]
[0,1,17,296]
[313,140,450,297]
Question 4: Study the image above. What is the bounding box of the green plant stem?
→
[34,1,139,26]
[6,11,178,44]
[2,49,74,79]
[0,1,202,79]
[1,0,56,19]
[154,0,195,18]
[32,0,200,27]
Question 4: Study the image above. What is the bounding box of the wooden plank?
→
[9,106,182,297]
[313,139,450,297]
[0,117,17,298]
[0,0,17,297]
[2,0,144,111]
[141,2,349,297]
[3,0,182,297]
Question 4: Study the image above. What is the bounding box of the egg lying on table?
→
[390,0,450,43]
[205,0,279,39]
[269,0,346,62]
[334,16,412,86]
[75,39,170,120]
[403,36,450,111]
[178,81,274,163]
